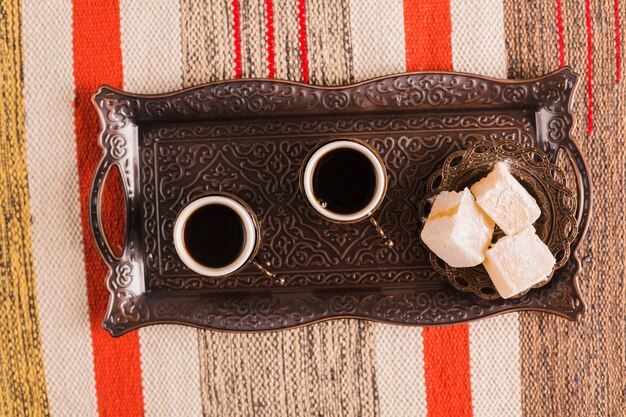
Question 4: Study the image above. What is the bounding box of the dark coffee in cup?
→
[183,204,244,268]
[175,193,282,281]
[312,148,376,215]
[174,194,259,277]
[301,139,394,248]
[301,139,386,223]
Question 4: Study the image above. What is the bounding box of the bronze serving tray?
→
[91,67,591,337]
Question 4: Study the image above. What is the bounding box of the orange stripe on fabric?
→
[584,0,594,134]
[403,1,472,415]
[71,1,145,416]
[232,0,243,78]
[422,326,473,417]
[296,0,309,82]
[615,0,622,83]
[555,0,565,67]
[403,0,453,71]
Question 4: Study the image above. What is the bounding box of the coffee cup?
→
[300,139,394,248]
[173,193,281,281]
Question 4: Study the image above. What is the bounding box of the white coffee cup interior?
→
[302,140,386,222]
[173,195,257,277]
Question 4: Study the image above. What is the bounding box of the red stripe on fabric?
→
[585,0,594,134]
[232,0,242,78]
[402,0,453,71]
[422,326,473,417]
[296,0,310,82]
[265,0,276,78]
[555,0,565,67]
[402,1,472,416]
[613,0,622,84]
[71,1,145,416]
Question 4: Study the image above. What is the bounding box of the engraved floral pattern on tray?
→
[141,114,532,291]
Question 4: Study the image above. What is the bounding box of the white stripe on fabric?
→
[120,2,203,416]
[22,1,98,416]
[350,4,424,416]
[450,2,521,416]
[120,0,184,93]
[469,315,522,417]
[348,0,406,82]
[450,0,507,78]
[137,325,203,417]
[374,325,427,417]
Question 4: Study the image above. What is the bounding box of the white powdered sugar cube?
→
[421,188,494,268]
[470,163,541,235]
[483,226,556,299]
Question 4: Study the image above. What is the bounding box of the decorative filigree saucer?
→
[420,140,578,300]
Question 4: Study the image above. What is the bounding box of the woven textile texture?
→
[0,1,49,415]
[0,0,624,416]
[505,1,626,416]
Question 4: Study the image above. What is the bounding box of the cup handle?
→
[369,217,394,249]
[252,258,286,285]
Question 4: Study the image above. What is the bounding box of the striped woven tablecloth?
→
[1,0,623,416]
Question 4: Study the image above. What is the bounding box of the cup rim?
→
[173,194,258,277]
[301,139,387,223]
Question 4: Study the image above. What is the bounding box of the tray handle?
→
[560,143,593,248]
[89,155,122,267]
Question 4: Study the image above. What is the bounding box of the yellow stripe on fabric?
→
[22,0,99,414]
[0,1,50,416]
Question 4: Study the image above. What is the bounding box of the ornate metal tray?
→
[91,67,591,337]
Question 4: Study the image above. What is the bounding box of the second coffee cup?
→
[173,192,281,282]
[300,139,394,248]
